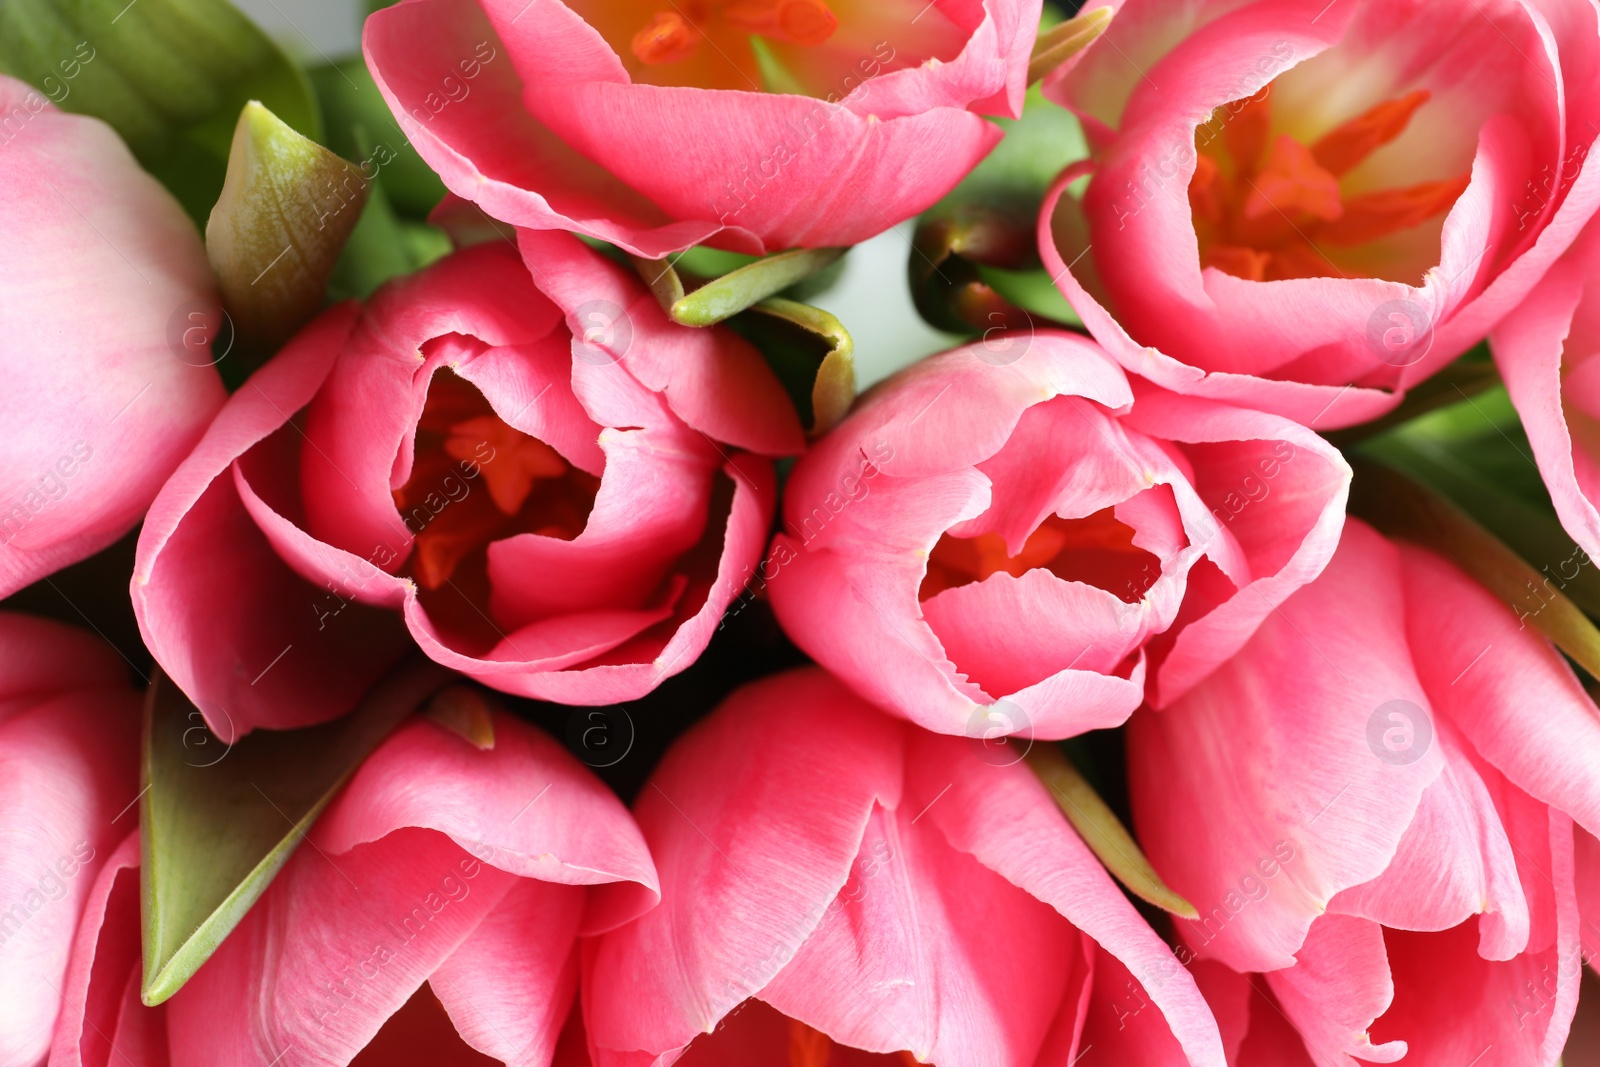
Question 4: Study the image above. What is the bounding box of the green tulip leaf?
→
[206,101,370,374]
[307,57,447,219]
[1028,744,1198,919]
[0,0,320,221]
[140,656,452,1006]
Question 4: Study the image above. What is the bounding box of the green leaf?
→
[740,297,856,435]
[0,0,320,222]
[1327,348,1501,449]
[1349,459,1600,679]
[307,57,447,219]
[327,179,451,301]
[1027,744,1198,919]
[911,86,1088,334]
[657,247,848,327]
[206,101,370,375]
[141,655,452,1006]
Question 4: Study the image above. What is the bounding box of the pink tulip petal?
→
[584,670,905,1064]
[48,833,149,1067]
[1120,386,1350,707]
[1328,722,1529,960]
[429,879,585,1067]
[1397,542,1600,841]
[518,230,803,456]
[314,713,657,898]
[759,805,1082,1066]
[906,729,1228,1067]
[0,617,139,1067]
[1129,521,1441,972]
[1265,915,1406,1066]
[0,76,224,597]
[134,304,413,733]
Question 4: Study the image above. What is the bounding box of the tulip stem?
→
[746,297,857,434]
[1027,744,1200,920]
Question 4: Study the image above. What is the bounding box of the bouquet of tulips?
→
[8,0,1600,1063]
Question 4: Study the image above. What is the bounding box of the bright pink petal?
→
[1121,385,1351,706]
[907,728,1228,1067]
[518,230,803,456]
[430,879,585,1067]
[132,304,412,733]
[1129,521,1441,971]
[584,670,905,1064]
[1398,541,1600,841]
[0,77,224,597]
[759,805,1082,1066]
[0,616,140,1067]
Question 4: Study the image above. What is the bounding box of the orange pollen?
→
[1187,85,1469,282]
[632,11,699,65]
[395,372,599,592]
[920,509,1161,603]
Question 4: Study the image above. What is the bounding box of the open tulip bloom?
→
[16,0,1600,1062]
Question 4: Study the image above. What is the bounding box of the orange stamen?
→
[1317,174,1472,246]
[1243,136,1343,222]
[724,0,839,45]
[444,415,569,516]
[1187,84,1466,283]
[396,373,598,591]
[1311,89,1431,176]
[632,11,699,65]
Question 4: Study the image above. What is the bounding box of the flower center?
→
[394,371,599,592]
[1187,85,1469,283]
[920,508,1161,603]
[566,0,965,94]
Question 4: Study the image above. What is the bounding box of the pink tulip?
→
[0,613,140,1067]
[1128,519,1600,1062]
[1037,0,1600,429]
[0,75,225,596]
[764,332,1349,740]
[134,231,799,734]
[1491,217,1600,564]
[583,668,1227,1067]
[50,707,658,1067]
[362,0,1042,258]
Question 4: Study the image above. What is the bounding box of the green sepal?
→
[140,656,453,1006]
